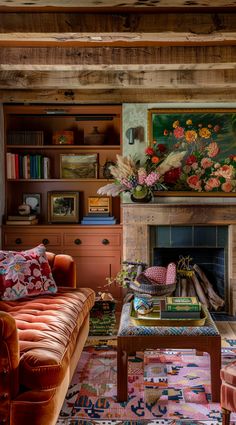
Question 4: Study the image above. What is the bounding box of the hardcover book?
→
[166,296,201,312]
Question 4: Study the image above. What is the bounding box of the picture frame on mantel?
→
[148,108,236,197]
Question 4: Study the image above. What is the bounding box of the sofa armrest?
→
[46,252,76,288]
[0,311,20,421]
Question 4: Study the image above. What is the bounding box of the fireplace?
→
[122,201,236,315]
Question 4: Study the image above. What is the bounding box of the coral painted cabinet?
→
[2,104,123,298]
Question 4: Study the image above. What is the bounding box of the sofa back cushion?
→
[0,244,58,301]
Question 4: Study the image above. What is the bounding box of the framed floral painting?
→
[147,109,236,195]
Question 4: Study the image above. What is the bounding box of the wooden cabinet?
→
[2,104,123,297]
[2,225,122,298]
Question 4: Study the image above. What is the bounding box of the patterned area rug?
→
[56,340,236,425]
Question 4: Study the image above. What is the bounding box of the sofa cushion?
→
[0,287,95,390]
[0,245,57,301]
[221,361,236,386]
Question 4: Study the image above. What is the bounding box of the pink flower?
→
[214,164,234,180]
[207,142,220,158]
[173,126,185,139]
[201,157,213,169]
[145,172,159,187]
[222,181,233,192]
[187,175,202,191]
[204,177,221,191]
[137,168,147,185]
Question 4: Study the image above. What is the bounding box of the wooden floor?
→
[215,321,236,339]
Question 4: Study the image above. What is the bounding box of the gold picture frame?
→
[88,196,111,214]
[60,153,98,179]
[48,191,79,223]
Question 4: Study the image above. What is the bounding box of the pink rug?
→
[57,344,236,422]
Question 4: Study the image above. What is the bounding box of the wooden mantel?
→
[122,202,236,314]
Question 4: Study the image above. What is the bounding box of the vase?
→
[130,192,152,203]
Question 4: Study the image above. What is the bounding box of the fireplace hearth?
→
[122,201,236,315]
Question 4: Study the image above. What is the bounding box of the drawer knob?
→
[42,238,49,245]
[102,238,110,245]
[15,238,22,245]
[74,238,82,245]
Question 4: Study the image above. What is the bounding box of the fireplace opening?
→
[150,225,228,314]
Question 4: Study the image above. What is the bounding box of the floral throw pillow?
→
[0,244,58,301]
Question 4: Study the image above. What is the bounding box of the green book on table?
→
[166,296,201,312]
[160,310,201,319]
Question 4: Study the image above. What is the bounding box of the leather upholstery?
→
[0,252,95,425]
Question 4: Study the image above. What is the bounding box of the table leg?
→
[209,337,221,402]
[117,344,128,402]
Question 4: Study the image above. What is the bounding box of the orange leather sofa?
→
[0,252,95,425]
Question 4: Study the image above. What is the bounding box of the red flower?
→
[186,155,197,165]
[145,147,154,156]
[157,143,167,153]
[163,167,181,184]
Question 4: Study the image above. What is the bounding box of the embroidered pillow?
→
[0,244,58,301]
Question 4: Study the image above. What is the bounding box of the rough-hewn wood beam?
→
[1,88,236,103]
[0,69,236,89]
[0,12,236,46]
[1,46,236,70]
[0,0,235,8]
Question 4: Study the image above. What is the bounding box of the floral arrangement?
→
[145,117,236,193]
[97,150,186,199]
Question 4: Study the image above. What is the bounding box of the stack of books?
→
[81,215,116,225]
[89,299,117,336]
[160,296,202,319]
[6,215,39,225]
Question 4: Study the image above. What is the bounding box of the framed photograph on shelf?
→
[148,108,236,196]
[48,191,79,223]
[60,153,98,179]
[22,193,41,214]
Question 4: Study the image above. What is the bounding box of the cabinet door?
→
[66,249,122,299]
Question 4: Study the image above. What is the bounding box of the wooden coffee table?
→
[117,302,221,402]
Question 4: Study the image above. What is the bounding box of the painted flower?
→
[198,127,211,139]
[214,164,235,180]
[201,157,213,169]
[173,120,180,128]
[145,147,154,156]
[187,175,202,191]
[222,181,233,192]
[157,143,167,153]
[186,119,192,125]
[151,156,160,164]
[185,130,198,144]
[186,155,197,165]
[173,126,185,139]
[204,177,221,191]
[207,142,220,158]
[163,167,181,184]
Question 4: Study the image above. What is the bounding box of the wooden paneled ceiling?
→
[0,1,236,103]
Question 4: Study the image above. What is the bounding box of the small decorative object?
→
[130,186,153,203]
[60,154,98,179]
[18,202,31,216]
[48,191,79,223]
[101,292,114,301]
[84,126,105,145]
[133,294,154,315]
[23,193,41,215]
[88,196,111,215]
[103,160,115,179]
[52,131,74,145]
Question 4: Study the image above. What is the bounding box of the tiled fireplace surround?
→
[122,201,236,315]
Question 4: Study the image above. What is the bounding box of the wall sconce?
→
[126,126,144,145]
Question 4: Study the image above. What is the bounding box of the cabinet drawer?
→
[64,232,121,248]
[4,232,62,249]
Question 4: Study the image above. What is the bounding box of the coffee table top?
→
[118,302,220,337]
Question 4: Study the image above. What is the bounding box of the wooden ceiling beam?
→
[1,88,236,103]
[0,12,236,46]
[1,46,236,69]
[0,69,236,89]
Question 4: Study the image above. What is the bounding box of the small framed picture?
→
[23,193,41,214]
[48,191,79,223]
[60,154,98,179]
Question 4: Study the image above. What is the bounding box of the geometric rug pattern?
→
[57,339,236,424]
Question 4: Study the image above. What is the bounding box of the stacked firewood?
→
[174,256,225,311]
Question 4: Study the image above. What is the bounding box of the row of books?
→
[7,131,44,146]
[81,215,117,225]
[6,215,39,225]
[160,296,201,319]
[7,153,50,179]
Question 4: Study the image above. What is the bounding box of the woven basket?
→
[129,272,176,296]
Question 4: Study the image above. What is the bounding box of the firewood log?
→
[191,272,210,308]
[188,276,198,297]
[181,278,187,296]
[193,264,225,311]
